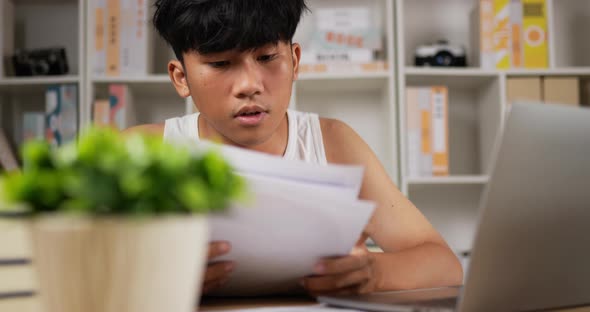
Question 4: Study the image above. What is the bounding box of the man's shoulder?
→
[121,123,165,137]
[318,117,370,165]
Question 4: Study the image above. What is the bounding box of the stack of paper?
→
[172,139,376,296]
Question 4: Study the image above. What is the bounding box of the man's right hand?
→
[202,241,234,295]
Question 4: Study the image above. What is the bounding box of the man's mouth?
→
[235,106,268,126]
[238,111,263,117]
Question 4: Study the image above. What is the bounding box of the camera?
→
[415,40,467,67]
[11,47,69,76]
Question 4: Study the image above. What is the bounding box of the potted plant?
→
[0,127,245,312]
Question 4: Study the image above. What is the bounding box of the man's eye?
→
[258,54,277,62]
[208,61,230,68]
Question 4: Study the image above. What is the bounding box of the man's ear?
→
[291,43,301,81]
[168,59,191,98]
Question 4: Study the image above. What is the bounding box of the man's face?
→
[176,41,300,147]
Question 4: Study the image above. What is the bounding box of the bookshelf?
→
[1,0,589,254]
[396,0,590,251]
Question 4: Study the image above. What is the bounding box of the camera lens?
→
[434,51,454,66]
[33,60,50,75]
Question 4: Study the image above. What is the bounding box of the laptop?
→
[318,102,590,312]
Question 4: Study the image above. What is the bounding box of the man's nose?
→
[233,61,264,99]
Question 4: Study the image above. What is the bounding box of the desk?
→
[200,296,316,311]
[199,296,590,312]
[1,295,588,311]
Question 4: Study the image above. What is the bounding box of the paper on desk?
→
[208,174,376,296]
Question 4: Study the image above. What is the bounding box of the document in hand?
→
[170,139,376,296]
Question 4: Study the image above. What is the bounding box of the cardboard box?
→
[543,77,580,106]
[506,77,542,104]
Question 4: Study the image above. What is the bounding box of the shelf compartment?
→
[402,77,502,178]
[295,82,396,179]
[92,83,185,127]
[405,67,499,89]
[551,0,590,67]
[407,175,489,185]
[409,184,484,251]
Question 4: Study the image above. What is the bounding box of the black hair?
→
[153,0,309,62]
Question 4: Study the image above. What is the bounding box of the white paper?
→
[166,138,376,296]
[168,138,365,196]
[209,185,375,296]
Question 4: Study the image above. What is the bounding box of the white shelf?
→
[296,73,390,92]
[0,75,80,86]
[92,75,171,84]
[504,67,590,77]
[407,175,490,185]
[16,0,76,4]
[404,67,498,89]
[0,76,80,95]
[298,71,390,81]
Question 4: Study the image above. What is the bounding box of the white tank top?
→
[163,110,327,164]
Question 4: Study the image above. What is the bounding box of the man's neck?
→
[197,114,289,157]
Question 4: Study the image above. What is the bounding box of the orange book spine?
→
[430,87,449,176]
[106,0,120,76]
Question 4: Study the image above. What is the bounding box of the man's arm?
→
[303,118,463,293]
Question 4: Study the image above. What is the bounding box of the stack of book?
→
[478,0,549,69]
[405,86,450,178]
[92,0,152,77]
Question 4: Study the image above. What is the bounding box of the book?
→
[23,112,45,142]
[510,0,523,68]
[45,85,78,147]
[522,0,548,68]
[431,87,449,176]
[493,0,511,69]
[0,0,14,78]
[120,0,134,76]
[131,0,153,75]
[93,99,111,127]
[418,88,433,176]
[108,84,134,130]
[406,86,449,177]
[93,0,107,76]
[45,85,61,147]
[0,127,18,172]
[106,0,121,76]
[479,0,495,69]
[405,88,421,178]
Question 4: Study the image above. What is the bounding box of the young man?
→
[126,0,462,296]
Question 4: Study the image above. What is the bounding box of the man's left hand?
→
[301,247,380,296]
